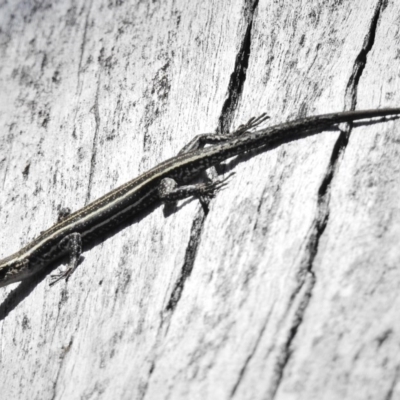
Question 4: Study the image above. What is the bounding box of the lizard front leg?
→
[178,112,270,154]
[177,113,269,205]
[158,175,233,202]
[50,232,82,286]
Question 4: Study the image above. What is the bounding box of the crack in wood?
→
[85,79,101,205]
[230,308,273,398]
[136,360,156,400]
[218,0,259,134]
[384,364,400,400]
[345,0,388,110]
[50,338,73,400]
[165,0,260,315]
[165,207,207,312]
[269,3,388,397]
[268,258,316,399]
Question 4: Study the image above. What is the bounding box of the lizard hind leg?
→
[50,232,82,286]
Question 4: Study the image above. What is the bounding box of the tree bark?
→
[0,1,399,399]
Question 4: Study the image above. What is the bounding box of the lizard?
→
[0,108,399,288]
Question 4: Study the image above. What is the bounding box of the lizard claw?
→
[49,268,73,286]
[200,172,235,198]
[234,112,270,136]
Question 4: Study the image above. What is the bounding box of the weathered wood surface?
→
[1,1,400,399]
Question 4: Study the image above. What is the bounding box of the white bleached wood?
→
[0,1,399,399]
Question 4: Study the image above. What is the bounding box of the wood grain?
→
[0,1,399,399]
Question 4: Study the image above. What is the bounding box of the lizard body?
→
[1,108,399,287]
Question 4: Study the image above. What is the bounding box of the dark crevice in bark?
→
[345,0,387,110]
[144,209,209,399]
[384,365,400,400]
[218,0,259,134]
[230,309,273,398]
[1,126,14,190]
[268,235,317,399]
[71,1,93,138]
[269,4,385,396]
[50,338,74,400]
[137,361,156,400]
[164,0,259,314]
[147,210,208,399]
[85,79,101,204]
[165,207,208,312]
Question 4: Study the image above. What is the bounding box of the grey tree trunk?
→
[1,1,399,399]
